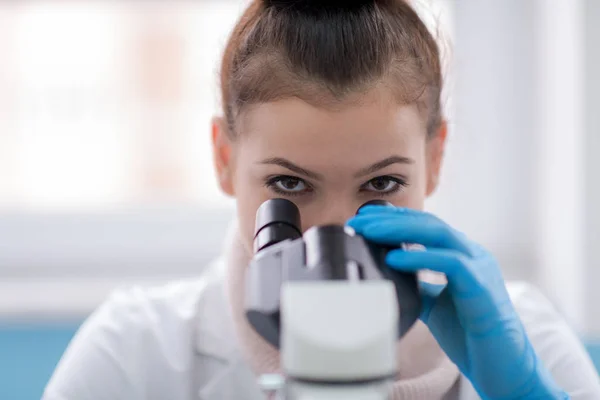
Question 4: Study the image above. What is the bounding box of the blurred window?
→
[0,1,250,212]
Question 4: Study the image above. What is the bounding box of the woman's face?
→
[212,88,446,252]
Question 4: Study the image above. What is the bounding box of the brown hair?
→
[220,0,443,138]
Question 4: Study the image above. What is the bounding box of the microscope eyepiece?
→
[253,198,302,253]
[356,200,393,214]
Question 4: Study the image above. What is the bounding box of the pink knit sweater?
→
[223,224,461,399]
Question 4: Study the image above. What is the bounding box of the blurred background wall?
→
[0,1,598,399]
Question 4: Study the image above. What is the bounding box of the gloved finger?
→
[352,206,473,245]
[348,213,473,257]
[386,248,476,295]
[357,205,460,227]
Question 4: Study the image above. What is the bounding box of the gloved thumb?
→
[417,281,445,323]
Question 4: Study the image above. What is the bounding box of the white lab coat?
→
[43,257,600,400]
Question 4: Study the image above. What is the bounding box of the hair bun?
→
[263,0,375,12]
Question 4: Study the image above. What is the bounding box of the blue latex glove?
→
[347,205,569,400]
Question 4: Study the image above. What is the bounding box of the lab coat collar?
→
[193,259,266,399]
[195,219,248,364]
[194,259,239,363]
[194,220,270,399]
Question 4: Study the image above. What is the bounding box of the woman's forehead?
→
[234,102,427,177]
[237,96,427,152]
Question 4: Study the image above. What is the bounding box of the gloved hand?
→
[347,205,569,400]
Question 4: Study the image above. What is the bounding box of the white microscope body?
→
[246,199,419,399]
[279,281,399,400]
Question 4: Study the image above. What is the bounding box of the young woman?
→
[44,1,600,399]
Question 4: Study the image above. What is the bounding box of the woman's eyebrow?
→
[354,156,414,178]
[259,155,413,180]
[259,157,323,180]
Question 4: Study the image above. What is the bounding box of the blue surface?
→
[0,323,79,400]
[0,323,599,400]
[588,341,600,373]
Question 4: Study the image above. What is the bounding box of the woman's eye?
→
[362,176,406,194]
[276,177,305,192]
[265,175,311,196]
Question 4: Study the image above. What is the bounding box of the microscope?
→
[245,199,421,399]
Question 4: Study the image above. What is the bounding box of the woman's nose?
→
[314,200,393,227]
[307,202,357,228]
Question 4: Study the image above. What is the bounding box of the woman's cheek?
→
[389,183,426,210]
[398,190,426,210]
[234,184,269,254]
